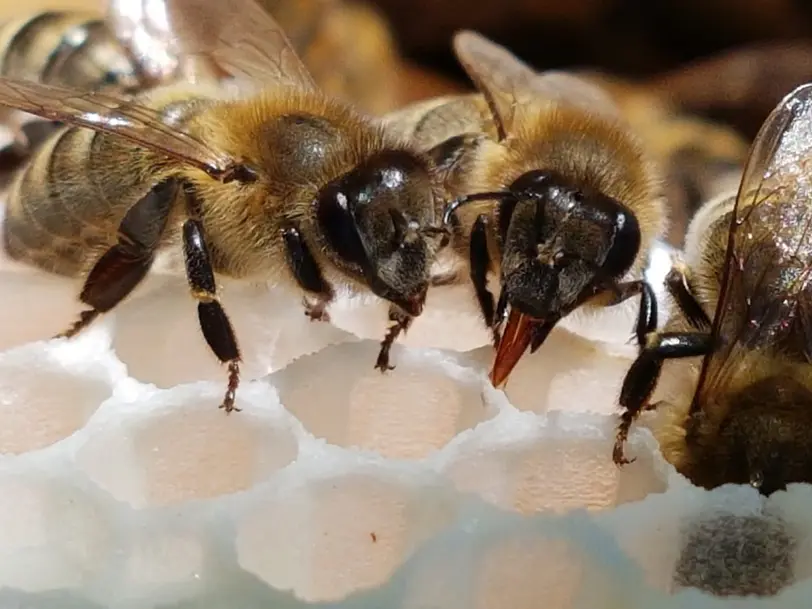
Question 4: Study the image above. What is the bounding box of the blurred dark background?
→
[367,0,812,138]
[375,0,811,76]
[7,0,812,139]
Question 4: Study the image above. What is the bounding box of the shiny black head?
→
[316,149,448,316]
[689,376,812,496]
[495,169,641,320]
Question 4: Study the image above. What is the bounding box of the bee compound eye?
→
[316,184,370,269]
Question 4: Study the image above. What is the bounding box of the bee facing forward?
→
[386,32,666,387]
[615,83,812,495]
[0,0,449,413]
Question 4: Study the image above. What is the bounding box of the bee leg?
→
[282,225,334,322]
[375,307,413,372]
[470,214,498,345]
[602,279,651,307]
[302,296,331,323]
[614,331,712,466]
[182,218,242,414]
[56,179,176,339]
[665,262,712,330]
[593,279,659,345]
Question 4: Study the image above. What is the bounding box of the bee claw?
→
[613,444,635,466]
[218,361,241,414]
[374,351,396,372]
[612,431,637,466]
[303,297,330,322]
[56,309,100,339]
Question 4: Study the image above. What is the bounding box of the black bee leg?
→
[594,279,658,346]
[282,225,334,322]
[602,278,648,307]
[665,261,712,330]
[182,218,242,414]
[375,307,413,372]
[470,214,498,344]
[614,331,712,466]
[57,179,176,339]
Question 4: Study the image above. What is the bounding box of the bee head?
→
[441,169,644,387]
[316,149,448,316]
[498,169,641,319]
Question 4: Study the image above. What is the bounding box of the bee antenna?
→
[442,192,512,225]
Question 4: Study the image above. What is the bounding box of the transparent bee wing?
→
[161,0,318,91]
[452,30,618,139]
[0,78,234,177]
[693,83,812,412]
[110,0,319,92]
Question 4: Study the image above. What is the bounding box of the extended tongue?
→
[489,307,538,388]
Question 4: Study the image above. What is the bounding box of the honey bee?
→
[0,0,449,413]
[614,83,812,495]
[385,32,666,388]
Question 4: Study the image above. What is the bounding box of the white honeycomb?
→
[0,221,810,609]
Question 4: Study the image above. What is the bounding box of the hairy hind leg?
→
[57,179,177,338]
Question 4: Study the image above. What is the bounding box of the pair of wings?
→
[691,82,812,412]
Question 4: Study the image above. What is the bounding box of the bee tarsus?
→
[375,308,412,372]
[182,213,242,413]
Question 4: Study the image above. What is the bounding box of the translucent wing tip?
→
[780,82,812,107]
[452,30,495,59]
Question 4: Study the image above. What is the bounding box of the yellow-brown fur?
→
[3,82,433,294]
[653,192,744,472]
[649,187,812,492]
[582,72,749,248]
[388,94,664,291]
